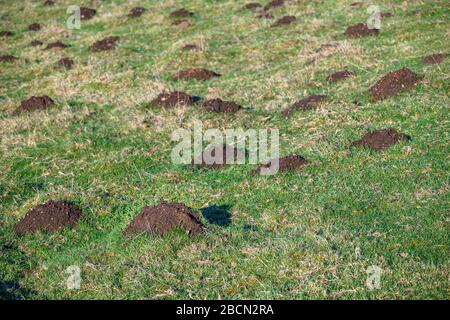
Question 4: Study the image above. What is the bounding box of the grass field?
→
[0,0,448,299]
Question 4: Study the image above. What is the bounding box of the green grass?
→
[0,0,448,299]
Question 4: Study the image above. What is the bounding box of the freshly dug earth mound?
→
[272,15,296,27]
[172,68,220,81]
[264,0,285,10]
[182,44,200,51]
[170,8,193,18]
[421,53,447,65]
[253,155,309,175]
[202,98,242,113]
[16,96,55,113]
[282,95,327,117]
[14,201,82,236]
[28,23,41,31]
[129,7,146,17]
[0,55,18,63]
[345,23,378,38]
[351,129,410,151]
[91,36,120,52]
[244,3,262,10]
[124,201,203,236]
[30,40,43,46]
[45,41,69,50]
[172,20,191,28]
[58,57,73,69]
[151,91,195,109]
[80,7,96,20]
[192,144,245,169]
[328,70,355,82]
[369,68,422,101]
[0,31,14,37]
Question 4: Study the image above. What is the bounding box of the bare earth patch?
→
[202,98,242,113]
[282,95,327,117]
[327,70,355,82]
[264,0,285,10]
[129,7,146,17]
[14,201,82,236]
[124,202,203,237]
[181,44,200,51]
[421,53,448,64]
[345,23,378,38]
[243,3,262,10]
[351,128,411,151]
[369,68,422,101]
[58,57,73,69]
[28,23,41,31]
[45,41,69,50]
[170,8,193,18]
[272,15,296,27]
[253,155,309,175]
[15,96,55,113]
[80,7,96,20]
[151,91,195,109]
[0,55,18,63]
[91,36,120,52]
[0,31,14,37]
[172,20,191,29]
[172,68,220,80]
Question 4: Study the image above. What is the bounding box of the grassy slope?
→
[0,0,448,299]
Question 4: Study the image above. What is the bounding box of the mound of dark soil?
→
[0,55,18,63]
[172,20,191,28]
[282,95,327,117]
[44,0,55,6]
[368,68,422,101]
[151,91,195,109]
[124,201,203,237]
[28,23,41,31]
[129,7,146,17]
[45,41,69,50]
[80,7,96,20]
[202,98,242,113]
[170,8,193,18]
[272,15,296,27]
[351,128,410,151]
[253,155,309,175]
[30,40,43,46]
[192,144,245,169]
[345,23,378,38]
[264,0,285,10]
[328,70,355,82]
[0,31,14,37]
[182,44,200,51]
[16,96,55,113]
[381,12,393,18]
[58,57,73,69]
[172,68,220,81]
[257,10,273,19]
[91,36,120,52]
[244,3,262,10]
[421,53,448,65]
[14,201,82,236]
